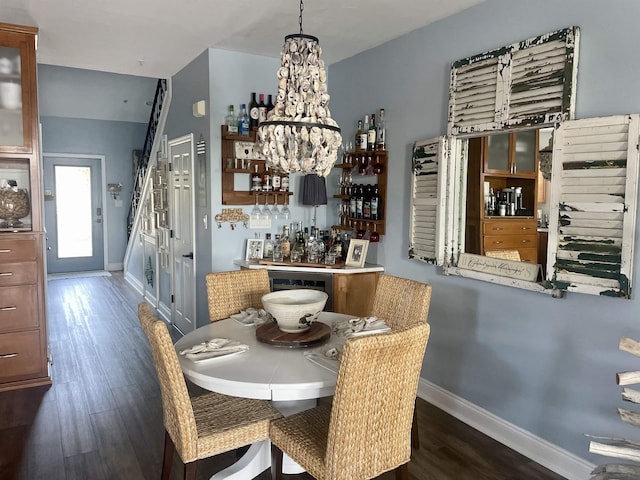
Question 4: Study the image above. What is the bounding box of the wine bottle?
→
[363,184,372,219]
[281,173,289,192]
[367,114,377,151]
[225,105,238,134]
[272,169,281,192]
[360,115,369,151]
[261,167,272,192]
[355,120,363,152]
[376,108,386,150]
[238,104,250,136]
[356,185,364,219]
[249,92,259,129]
[370,184,382,220]
[258,93,267,124]
[349,186,357,218]
[266,94,275,119]
[251,165,262,192]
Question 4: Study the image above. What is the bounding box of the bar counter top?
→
[234,259,384,275]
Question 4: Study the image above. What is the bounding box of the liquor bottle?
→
[356,185,364,219]
[264,233,274,259]
[238,104,250,136]
[281,173,289,192]
[367,114,377,151]
[370,184,382,220]
[376,108,386,150]
[272,234,283,261]
[272,169,281,192]
[360,115,370,151]
[225,105,238,134]
[258,93,267,124]
[363,184,372,219]
[266,94,275,119]
[251,165,262,192]
[249,92,259,129]
[355,120,363,152]
[280,226,291,259]
[261,167,272,192]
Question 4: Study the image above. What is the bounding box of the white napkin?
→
[304,345,341,373]
[230,308,272,326]
[332,316,390,338]
[179,338,249,361]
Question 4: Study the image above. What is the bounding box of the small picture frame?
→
[345,239,369,267]
[245,239,264,261]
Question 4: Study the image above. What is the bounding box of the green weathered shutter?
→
[448,26,580,135]
[409,137,448,265]
[546,114,640,298]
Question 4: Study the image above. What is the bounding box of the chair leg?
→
[395,463,409,480]
[161,430,174,480]
[184,461,197,480]
[411,400,420,450]
[271,443,284,480]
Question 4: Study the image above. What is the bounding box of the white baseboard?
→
[124,271,144,296]
[107,262,123,271]
[417,379,594,480]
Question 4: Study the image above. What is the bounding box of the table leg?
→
[208,440,270,480]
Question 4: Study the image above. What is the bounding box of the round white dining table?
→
[174,311,351,480]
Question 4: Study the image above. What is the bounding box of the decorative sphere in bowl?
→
[261,289,328,333]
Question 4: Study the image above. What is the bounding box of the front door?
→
[43,155,105,273]
[169,135,196,334]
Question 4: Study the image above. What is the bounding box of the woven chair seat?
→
[206,269,271,322]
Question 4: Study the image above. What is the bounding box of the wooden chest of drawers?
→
[482,219,538,264]
[0,234,50,390]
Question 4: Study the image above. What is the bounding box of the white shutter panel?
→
[409,137,447,265]
[448,26,579,135]
[546,114,640,298]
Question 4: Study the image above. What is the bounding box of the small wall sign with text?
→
[457,253,539,282]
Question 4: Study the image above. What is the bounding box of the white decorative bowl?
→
[261,289,328,333]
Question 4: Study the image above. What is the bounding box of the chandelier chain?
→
[299,0,304,35]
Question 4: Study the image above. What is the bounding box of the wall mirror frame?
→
[409,26,639,299]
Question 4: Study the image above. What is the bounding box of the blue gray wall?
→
[38,65,154,269]
[327,0,640,463]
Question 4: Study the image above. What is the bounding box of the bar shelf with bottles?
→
[333,150,387,236]
[221,125,293,205]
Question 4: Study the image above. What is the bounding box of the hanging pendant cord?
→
[299,0,304,35]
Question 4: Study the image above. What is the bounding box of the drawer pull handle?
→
[522,240,529,243]
[494,228,503,231]
[0,272,13,277]
[0,353,18,359]
[0,249,11,253]
[0,306,17,311]
[494,241,503,244]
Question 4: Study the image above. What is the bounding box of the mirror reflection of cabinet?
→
[466,129,539,264]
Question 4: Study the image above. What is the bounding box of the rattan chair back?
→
[369,274,432,329]
[138,303,198,461]
[206,269,270,322]
[326,322,430,479]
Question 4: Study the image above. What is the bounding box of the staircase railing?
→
[127,78,168,239]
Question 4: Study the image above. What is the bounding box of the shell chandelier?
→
[257,0,342,177]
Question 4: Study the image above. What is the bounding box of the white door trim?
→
[43,152,108,272]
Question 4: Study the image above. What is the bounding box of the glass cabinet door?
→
[0,28,37,154]
[513,129,537,174]
[486,133,510,172]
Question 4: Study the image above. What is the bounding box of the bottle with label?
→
[264,233,274,259]
[258,94,267,124]
[370,184,382,220]
[363,184,372,219]
[281,173,289,192]
[367,114,377,151]
[355,120,363,152]
[280,226,291,259]
[251,165,262,192]
[360,115,370,151]
[225,105,238,134]
[356,184,364,219]
[272,169,281,192]
[266,94,275,119]
[376,108,386,150]
[261,167,272,192]
[238,104,250,136]
[349,186,357,218]
[249,92,259,129]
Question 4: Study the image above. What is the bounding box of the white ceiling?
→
[3,0,485,78]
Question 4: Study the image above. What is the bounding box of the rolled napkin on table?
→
[304,345,341,373]
[332,316,390,338]
[230,308,272,326]
[179,338,249,362]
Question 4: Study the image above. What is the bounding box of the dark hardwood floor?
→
[0,272,565,480]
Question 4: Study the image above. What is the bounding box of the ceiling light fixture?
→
[257,0,342,177]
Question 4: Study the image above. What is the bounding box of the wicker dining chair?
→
[137,302,282,480]
[270,322,431,480]
[369,274,433,450]
[205,269,271,322]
